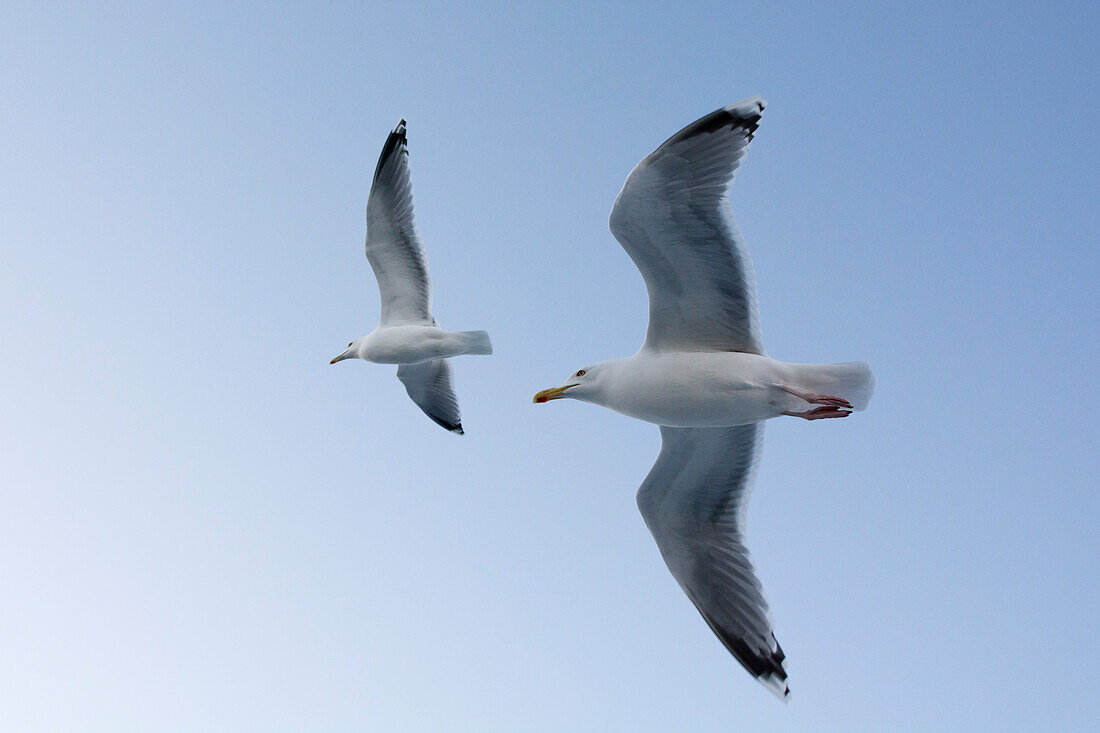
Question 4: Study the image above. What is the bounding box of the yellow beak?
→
[533,384,576,403]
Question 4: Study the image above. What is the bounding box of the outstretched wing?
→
[636,424,788,699]
[609,97,766,355]
[396,359,463,434]
[366,120,435,326]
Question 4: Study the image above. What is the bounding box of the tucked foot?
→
[783,406,852,421]
[781,387,852,409]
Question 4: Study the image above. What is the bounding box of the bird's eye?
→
[348,342,353,348]
[576,369,586,377]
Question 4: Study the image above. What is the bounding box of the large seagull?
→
[331,120,492,433]
[534,97,874,698]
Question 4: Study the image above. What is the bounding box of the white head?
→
[330,338,364,364]
[533,363,609,405]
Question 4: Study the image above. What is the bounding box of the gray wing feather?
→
[609,97,766,354]
[636,424,788,699]
[396,359,463,434]
[366,120,435,326]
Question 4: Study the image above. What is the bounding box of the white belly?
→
[362,325,463,364]
[594,352,801,427]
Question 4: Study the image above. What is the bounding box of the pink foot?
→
[782,387,852,409]
[783,406,852,421]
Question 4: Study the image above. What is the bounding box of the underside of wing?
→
[609,97,766,355]
[396,359,463,434]
[636,424,788,699]
[366,120,435,326]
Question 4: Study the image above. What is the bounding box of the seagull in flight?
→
[533,97,874,698]
[331,120,492,434]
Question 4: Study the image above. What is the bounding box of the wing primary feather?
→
[647,97,765,161]
[636,425,789,698]
[609,96,768,354]
[396,359,464,434]
[373,119,408,184]
[366,119,435,326]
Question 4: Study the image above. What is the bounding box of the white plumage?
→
[535,97,874,698]
[331,120,492,434]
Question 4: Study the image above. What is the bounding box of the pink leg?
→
[781,386,852,409]
[783,406,852,421]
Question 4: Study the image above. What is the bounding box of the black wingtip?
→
[372,118,409,183]
[659,95,767,150]
[697,610,789,698]
[428,415,464,435]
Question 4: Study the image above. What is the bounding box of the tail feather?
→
[461,330,493,355]
[791,361,874,411]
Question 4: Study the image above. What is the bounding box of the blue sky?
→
[2,1,1097,730]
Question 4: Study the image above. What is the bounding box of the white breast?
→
[597,351,791,427]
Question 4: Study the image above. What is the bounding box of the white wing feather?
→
[366,120,435,326]
[637,424,789,699]
[396,359,463,434]
[609,97,766,354]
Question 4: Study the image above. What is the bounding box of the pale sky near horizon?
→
[2,2,1098,731]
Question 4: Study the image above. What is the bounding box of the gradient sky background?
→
[2,2,1098,731]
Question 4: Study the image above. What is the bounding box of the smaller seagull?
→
[331,120,492,434]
